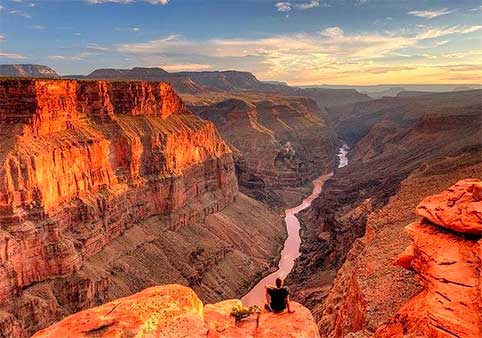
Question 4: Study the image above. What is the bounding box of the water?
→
[337,143,350,168]
[241,144,349,306]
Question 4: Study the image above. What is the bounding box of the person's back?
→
[265,277,293,313]
[267,286,289,312]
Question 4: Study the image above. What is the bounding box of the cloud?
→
[408,8,455,19]
[8,9,31,18]
[0,52,26,59]
[275,1,323,12]
[48,51,100,61]
[415,25,482,40]
[86,0,169,4]
[116,26,141,32]
[111,24,482,84]
[161,63,213,71]
[275,2,291,12]
[294,0,320,10]
[31,25,47,30]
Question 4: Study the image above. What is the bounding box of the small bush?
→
[230,304,260,325]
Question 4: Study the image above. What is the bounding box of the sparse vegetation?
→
[230,304,260,325]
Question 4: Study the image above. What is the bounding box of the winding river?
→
[241,144,349,306]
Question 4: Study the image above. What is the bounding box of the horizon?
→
[2,63,482,88]
[1,0,481,85]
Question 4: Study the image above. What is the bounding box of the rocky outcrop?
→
[191,96,337,206]
[373,179,482,338]
[32,284,320,338]
[0,78,286,337]
[0,64,60,79]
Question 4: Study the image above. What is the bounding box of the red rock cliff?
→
[0,79,238,337]
[374,179,482,338]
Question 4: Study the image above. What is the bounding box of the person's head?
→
[275,277,283,288]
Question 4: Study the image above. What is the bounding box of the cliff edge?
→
[374,178,482,338]
[32,284,320,338]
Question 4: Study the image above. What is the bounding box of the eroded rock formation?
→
[191,96,337,206]
[32,284,320,338]
[0,79,286,337]
[374,179,482,338]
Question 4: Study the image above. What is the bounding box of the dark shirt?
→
[267,286,289,312]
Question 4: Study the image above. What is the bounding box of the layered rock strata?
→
[32,284,320,338]
[0,79,284,337]
[191,96,337,206]
[374,179,482,338]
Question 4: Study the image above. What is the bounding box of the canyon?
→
[288,89,482,336]
[0,65,480,338]
[0,78,287,337]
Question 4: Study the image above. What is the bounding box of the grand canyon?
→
[0,1,481,337]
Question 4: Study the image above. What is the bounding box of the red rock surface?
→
[32,284,320,338]
[374,179,482,338]
[416,178,482,234]
[0,78,239,337]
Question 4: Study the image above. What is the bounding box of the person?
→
[264,277,294,313]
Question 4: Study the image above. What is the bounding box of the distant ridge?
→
[0,64,60,78]
[0,64,371,108]
[83,67,205,94]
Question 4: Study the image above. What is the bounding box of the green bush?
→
[230,304,261,325]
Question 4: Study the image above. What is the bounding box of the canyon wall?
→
[0,79,285,337]
[32,284,321,338]
[288,90,482,336]
[190,94,337,206]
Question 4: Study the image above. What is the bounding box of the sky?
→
[0,0,481,85]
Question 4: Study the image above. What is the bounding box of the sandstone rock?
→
[374,179,482,338]
[32,285,207,338]
[32,285,320,338]
[416,178,482,234]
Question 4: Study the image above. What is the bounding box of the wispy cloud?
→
[294,0,320,10]
[0,52,26,59]
[8,9,31,18]
[408,8,455,19]
[275,0,324,12]
[161,63,213,71]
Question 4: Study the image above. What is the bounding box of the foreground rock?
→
[33,284,320,338]
[374,179,482,338]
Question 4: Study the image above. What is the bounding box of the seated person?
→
[265,277,293,313]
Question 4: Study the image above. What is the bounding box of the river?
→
[241,144,349,306]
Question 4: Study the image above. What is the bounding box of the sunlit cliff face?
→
[0,79,232,214]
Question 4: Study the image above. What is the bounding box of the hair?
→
[275,278,283,288]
